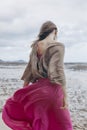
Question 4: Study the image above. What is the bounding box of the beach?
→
[0,114,11,130]
[0,63,87,130]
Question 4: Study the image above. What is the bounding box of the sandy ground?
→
[0,63,87,130]
[0,114,11,130]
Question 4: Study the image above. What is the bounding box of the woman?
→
[2,21,73,130]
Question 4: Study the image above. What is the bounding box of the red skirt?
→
[2,77,73,130]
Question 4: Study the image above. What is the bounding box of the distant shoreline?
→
[0,62,27,66]
[0,62,87,71]
[0,60,87,64]
[0,59,87,64]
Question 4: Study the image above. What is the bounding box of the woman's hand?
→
[60,96,68,109]
[60,85,69,109]
[23,81,29,87]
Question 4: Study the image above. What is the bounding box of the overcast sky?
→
[0,0,87,62]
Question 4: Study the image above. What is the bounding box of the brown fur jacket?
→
[21,42,66,87]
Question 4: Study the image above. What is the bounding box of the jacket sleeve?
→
[47,45,66,87]
[20,54,33,82]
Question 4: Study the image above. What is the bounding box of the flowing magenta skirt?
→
[2,77,73,130]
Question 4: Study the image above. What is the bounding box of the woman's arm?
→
[23,81,29,87]
[21,60,31,81]
[48,44,68,109]
[48,44,66,87]
[21,53,33,86]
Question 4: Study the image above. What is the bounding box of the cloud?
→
[58,23,87,47]
[0,46,30,61]
[0,0,87,62]
[65,43,87,63]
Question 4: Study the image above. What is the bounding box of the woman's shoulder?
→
[47,42,65,55]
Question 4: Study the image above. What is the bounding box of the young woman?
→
[2,21,73,130]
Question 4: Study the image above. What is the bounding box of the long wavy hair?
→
[31,21,58,47]
[29,21,58,81]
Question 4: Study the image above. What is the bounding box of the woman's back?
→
[2,20,73,130]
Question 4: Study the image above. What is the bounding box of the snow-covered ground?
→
[0,63,87,130]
